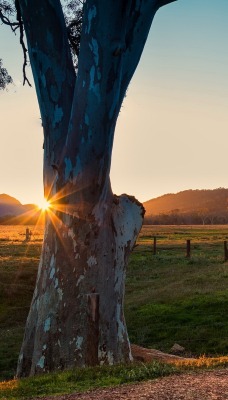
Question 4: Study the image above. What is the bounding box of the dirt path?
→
[33,369,228,400]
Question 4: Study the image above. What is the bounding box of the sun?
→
[38,198,51,211]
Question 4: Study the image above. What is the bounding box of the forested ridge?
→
[144,188,228,224]
[2,188,228,225]
[0,194,40,224]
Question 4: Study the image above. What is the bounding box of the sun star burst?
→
[38,199,51,211]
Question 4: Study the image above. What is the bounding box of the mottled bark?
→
[17,194,144,375]
[17,0,175,376]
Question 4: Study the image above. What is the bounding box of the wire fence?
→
[134,236,228,261]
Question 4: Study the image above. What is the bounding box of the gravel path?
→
[32,369,228,400]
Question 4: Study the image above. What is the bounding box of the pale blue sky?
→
[0,0,228,205]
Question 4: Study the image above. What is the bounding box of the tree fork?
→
[16,0,175,376]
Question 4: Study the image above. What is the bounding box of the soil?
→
[32,369,228,400]
[31,345,228,399]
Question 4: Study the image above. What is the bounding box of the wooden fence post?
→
[25,228,31,241]
[153,236,157,255]
[224,241,228,262]
[186,239,191,258]
[86,293,99,365]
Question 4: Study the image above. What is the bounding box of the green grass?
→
[0,233,42,381]
[126,225,228,356]
[0,225,228,384]
[0,361,176,399]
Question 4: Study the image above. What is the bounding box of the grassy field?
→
[0,225,228,384]
[0,361,178,399]
[126,225,228,357]
[0,226,43,381]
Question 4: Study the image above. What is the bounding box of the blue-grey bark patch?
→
[89,66,101,102]
[37,355,45,369]
[89,38,99,66]
[41,73,46,88]
[73,157,82,177]
[76,336,83,349]
[44,317,51,332]
[49,267,55,279]
[85,113,89,125]
[87,5,97,34]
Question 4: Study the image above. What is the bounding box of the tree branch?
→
[0,9,18,28]
[18,0,76,192]
[118,0,177,105]
[15,0,31,86]
[19,0,76,116]
[0,2,19,31]
[64,0,136,198]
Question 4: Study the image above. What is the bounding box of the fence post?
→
[86,292,99,365]
[186,239,191,258]
[224,241,228,262]
[153,236,157,255]
[25,228,30,241]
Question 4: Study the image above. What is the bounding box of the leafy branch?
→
[0,0,84,89]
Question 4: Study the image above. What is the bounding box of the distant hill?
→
[143,188,228,225]
[0,194,21,205]
[2,189,228,226]
[0,194,41,224]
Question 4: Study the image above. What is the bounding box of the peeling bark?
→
[16,0,174,376]
[17,194,144,375]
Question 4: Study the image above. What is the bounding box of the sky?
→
[0,0,228,206]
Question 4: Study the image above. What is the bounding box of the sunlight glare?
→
[38,198,50,211]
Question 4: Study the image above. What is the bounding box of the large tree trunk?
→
[17,0,175,376]
[17,191,144,375]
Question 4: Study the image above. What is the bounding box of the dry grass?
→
[0,225,44,243]
[0,379,18,390]
[172,355,228,369]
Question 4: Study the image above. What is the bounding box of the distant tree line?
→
[144,188,228,225]
[1,211,228,226]
[144,209,228,225]
[0,213,41,225]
